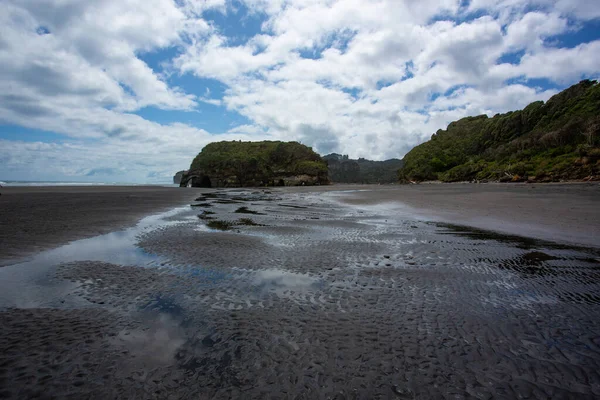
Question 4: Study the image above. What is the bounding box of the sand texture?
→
[0,184,599,399]
[0,186,199,264]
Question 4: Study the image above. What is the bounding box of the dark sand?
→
[1,184,600,399]
[291,182,600,249]
[1,184,597,265]
[0,186,200,265]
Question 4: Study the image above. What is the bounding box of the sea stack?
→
[179,141,330,187]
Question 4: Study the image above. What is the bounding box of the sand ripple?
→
[1,189,600,399]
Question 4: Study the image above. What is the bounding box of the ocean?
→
[0,180,178,187]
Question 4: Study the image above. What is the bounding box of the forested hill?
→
[180,141,329,187]
[398,80,600,183]
[324,154,404,183]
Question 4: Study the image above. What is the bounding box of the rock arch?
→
[180,174,213,188]
[198,175,212,188]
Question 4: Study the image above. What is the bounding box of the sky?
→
[0,0,599,183]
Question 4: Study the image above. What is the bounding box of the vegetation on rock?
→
[234,206,263,215]
[205,218,264,230]
[324,154,404,183]
[398,80,600,182]
[206,220,236,230]
[197,210,215,220]
[181,141,329,187]
[237,218,262,226]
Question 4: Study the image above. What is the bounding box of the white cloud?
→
[504,12,569,52]
[1,1,199,112]
[1,0,599,182]
[504,41,600,83]
[430,84,558,115]
[0,0,226,181]
[0,119,259,182]
[555,0,600,20]
[171,0,599,161]
[469,0,600,21]
[226,124,266,135]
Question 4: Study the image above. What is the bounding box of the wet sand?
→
[0,186,200,265]
[1,185,600,399]
[291,182,600,248]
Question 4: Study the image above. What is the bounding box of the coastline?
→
[325,182,600,248]
[1,184,599,398]
[397,178,600,184]
[0,186,200,265]
[2,182,598,266]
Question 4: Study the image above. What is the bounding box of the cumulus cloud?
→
[174,0,599,161]
[1,0,599,182]
[1,1,202,113]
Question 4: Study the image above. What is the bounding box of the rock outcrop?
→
[180,141,329,188]
[324,154,404,183]
[173,170,186,185]
[398,80,600,183]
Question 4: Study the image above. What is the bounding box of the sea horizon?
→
[0,180,178,187]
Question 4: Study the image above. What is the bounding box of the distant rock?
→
[173,170,186,184]
[180,141,329,188]
[323,153,404,184]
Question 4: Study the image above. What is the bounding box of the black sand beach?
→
[334,183,600,248]
[0,186,199,265]
[1,184,599,399]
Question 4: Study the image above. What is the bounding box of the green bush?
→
[187,140,328,186]
[398,80,600,182]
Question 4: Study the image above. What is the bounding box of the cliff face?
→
[180,141,329,188]
[173,170,186,184]
[398,80,600,183]
[324,154,404,183]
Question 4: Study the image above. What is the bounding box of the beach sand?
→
[1,184,599,398]
[0,186,200,265]
[331,182,600,248]
[2,184,598,263]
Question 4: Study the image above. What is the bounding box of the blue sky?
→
[0,0,599,183]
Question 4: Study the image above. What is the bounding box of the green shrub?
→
[398,80,600,182]
[207,220,235,230]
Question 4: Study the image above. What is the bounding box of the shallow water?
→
[1,189,600,399]
[0,207,188,308]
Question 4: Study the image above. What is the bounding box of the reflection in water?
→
[2,189,600,399]
[433,223,600,306]
[434,222,599,252]
[252,269,320,291]
[0,207,188,308]
[115,312,187,366]
[143,295,185,317]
